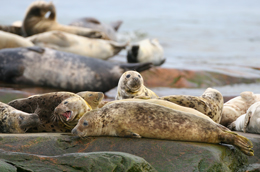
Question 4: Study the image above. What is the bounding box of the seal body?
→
[0,47,151,92]
[8,92,91,132]
[0,101,40,133]
[22,1,107,39]
[115,71,158,100]
[0,31,34,49]
[127,39,165,66]
[228,101,260,134]
[72,101,253,156]
[221,91,260,126]
[27,31,127,60]
[159,88,224,123]
[69,17,122,41]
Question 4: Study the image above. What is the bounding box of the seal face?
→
[8,92,91,132]
[221,91,260,126]
[0,102,40,133]
[159,88,224,123]
[127,39,166,66]
[72,101,253,156]
[115,71,158,100]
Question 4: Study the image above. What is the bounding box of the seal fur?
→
[116,70,158,100]
[76,91,104,110]
[0,31,34,49]
[72,101,253,156]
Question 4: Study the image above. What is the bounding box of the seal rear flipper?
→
[110,20,123,31]
[0,25,23,36]
[120,62,153,73]
[127,45,139,63]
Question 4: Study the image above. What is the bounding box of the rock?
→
[0,132,256,172]
[0,150,156,172]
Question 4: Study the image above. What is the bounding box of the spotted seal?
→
[8,92,91,132]
[0,31,34,49]
[220,91,260,126]
[22,1,108,39]
[116,70,158,100]
[0,101,40,133]
[72,101,253,156]
[159,88,224,123]
[0,46,152,92]
[27,31,127,60]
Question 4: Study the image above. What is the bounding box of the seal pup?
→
[76,91,104,110]
[22,1,108,39]
[127,39,166,66]
[0,31,34,49]
[228,101,260,134]
[0,101,40,133]
[115,71,158,100]
[159,88,223,123]
[72,101,253,156]
[27,31,127,60]
[0,47,152,92]
[220,91,260,127]
[69,17,122,41]
[8,92,91,132]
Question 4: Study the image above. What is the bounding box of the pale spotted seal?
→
[127,39,165,66]
[116,71,158,100]
[22,1,108,39]
[72,101,253,156]
[228,101,260,134]
[0,31,34,49]
[8,92,91,132]
[27,31,127,60]
[0,46,152,92]
[220,91,260,126]
[0,101,40,133]
[159,88,224,123]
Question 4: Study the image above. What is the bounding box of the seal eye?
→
[126,74,131,78]
[138,75,141,78]
[64,101,68,105]
[19,116,24,120]
[83,121,88,126]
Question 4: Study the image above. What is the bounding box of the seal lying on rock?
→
[116,71,158,100]
[22,1,107,39]
[0,31,34,49]
[127,39,165,66]
[228,101,260,134]
[159,88,223,123]
[0,47,152,92]
[0,101,40,133]
[69,17,122,41]
[220,91,260,127]
[76,91,104,110]
[72,101,254,156]
[8,92,91,132]
[27,31,127,60]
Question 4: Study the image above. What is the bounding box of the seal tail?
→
[120,62,153,73]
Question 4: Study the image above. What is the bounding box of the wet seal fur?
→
[116,71,158,100]
[72,101,254,156]
[221,91,260,127]
[0,46,152,92]
[76,91,104,110]
[0,101,40,133]
[159,88,224,123]
[27,31,127,60]
[22,1,107,39]
[8,92,91,132]
[228,101,260,134]
[0,31,34,49]
[127,39,165,66]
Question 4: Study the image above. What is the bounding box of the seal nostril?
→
[72,128,78,135]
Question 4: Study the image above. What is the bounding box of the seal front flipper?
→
[117,129,141,138]
[119,62,153,73]
[27,46,45,54]
[243,111,252,133]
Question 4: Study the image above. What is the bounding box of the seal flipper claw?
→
[117,130,141,138]
[27,46,45,54]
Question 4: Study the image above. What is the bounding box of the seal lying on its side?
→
[159,88,223,123]
[116,71,158,100]
[22,1,108,39]
[72,101,253,156]
[0,47,152,92]
[27,31,127,60]
[0,31,34,49]
[8,92,91,132]
[220,91,260,127]
[228,101,260,134]
[0,101,40,133]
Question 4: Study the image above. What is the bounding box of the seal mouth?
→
[61,111,72,121]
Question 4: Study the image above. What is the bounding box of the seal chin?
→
[61,111,73,121]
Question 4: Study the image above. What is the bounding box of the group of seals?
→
[0,101,40,133]
[116,71,158,100]
[72,101,254,156]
